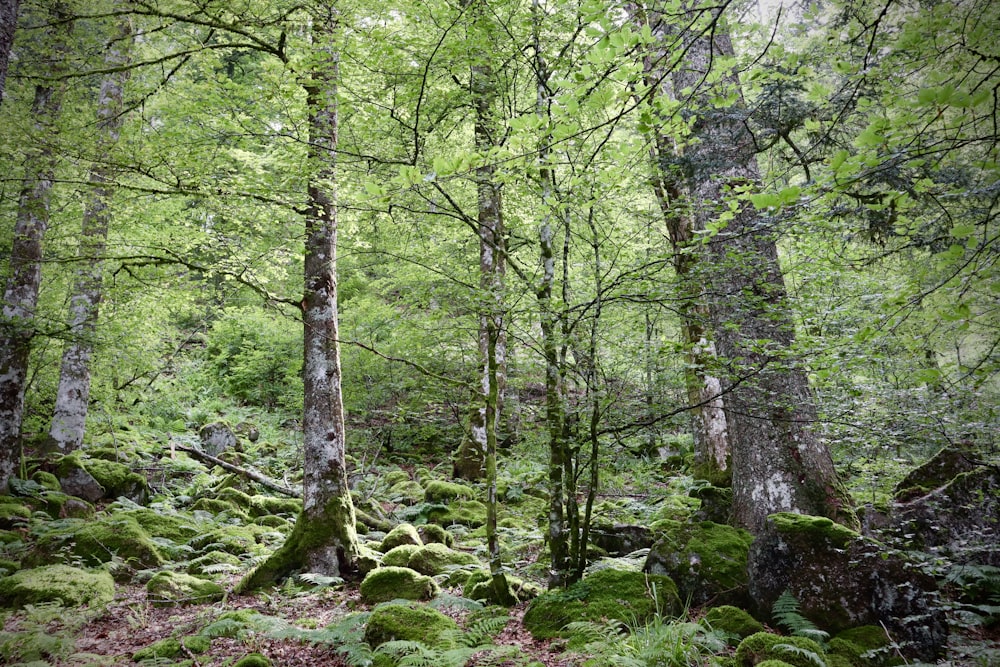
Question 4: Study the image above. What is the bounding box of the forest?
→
[0,0,997,664]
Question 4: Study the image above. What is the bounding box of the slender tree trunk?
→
[632,1,731,485]
[0,5,69,493]
[0,0,18,105]
[650,1,856,533]
[237,5,359,590]
[49,12,131,453]
[454,0,507,482]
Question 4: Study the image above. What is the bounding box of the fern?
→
[297,571,344,589]
[454,615,509,647]
[774,642,828,667]
[772,590,829,646]
[427,591,484,611]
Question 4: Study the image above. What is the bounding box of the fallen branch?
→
[172,443,301,498]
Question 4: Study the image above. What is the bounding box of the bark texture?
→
[238,5,359,590]
[646,1,855,533]
[49,12,131,453]
[0,0,19,105]
[0,5,69,493]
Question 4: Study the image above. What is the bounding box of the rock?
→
[33,514,166,571]
[81,457,148,504]
[464,570,542,606]
[417,523,453,547]
[589,523,654,556]
[388,480,425,505]
[379,523,422,552]
[747,512,947,661]
[133,638,183,661]
[701,605,764,643]
[406,542,478,575]
[233,653,271,667]
[200,422,238,456]
[734,632,826,667]
[0,500,30,530]
[424,480,476,502]
[893,445,978,501]
[0,564,114,608]
[146,571,224,606]
[644,520,753,607]
[55,455,105,502]
[30,471,61,492]
[363,600,459,648]
[523,568,681,639]
[359,566,439,604]
[427,499,486,527]
[381,544,421,567]
[691,485,732,524]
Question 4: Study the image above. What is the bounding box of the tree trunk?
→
[647,1,856,533]
[0,0,18,105]
[454,0,507,482]
[49,12,131,453]
[237,5,359,590]
[0,5,69,493]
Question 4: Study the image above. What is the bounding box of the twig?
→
[172,443,301,498]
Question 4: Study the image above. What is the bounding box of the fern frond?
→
[458,615,509,647]
[298,572,344,588]
[200,562,241,574]
[774,642,828,667]
[428,591,484,611]
[772,590,828,644]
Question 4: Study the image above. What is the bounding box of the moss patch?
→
[133,637,183,661]
[427,499,486,527]
[769,512,858,549]
[424,480,476,502]
[381,544,421,568]
[0,564,114,608]
[122,508,200,543]
[233,653,271,667]
[248,495,302,517]
[702,605,765,643]
[359,566,439,604]
[147,571,225,606]
[406,542,479,575]
[67,514,166,570]
[388,480,424,505]
[523,568,681,639]
[0,501,30,529]
[188,550,242,576]
[363,601,459,648]
[379,523,422,552]
[417,523,453,547]
[734,632,827,667]
[82,458,148,502]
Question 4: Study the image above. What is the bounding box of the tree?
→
[48,9,132,453]
[0,3,70,492]
[639,0,856,533]
[238,2,360,588]
[0,0,18,105]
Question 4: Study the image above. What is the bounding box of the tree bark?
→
[645,1,856,533]
[237,5,359,590]
[49,11,131,453]
[0,0,19,105]
[0,4,69,493]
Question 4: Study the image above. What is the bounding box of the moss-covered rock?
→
[191,497,248,519]
[189,524,270,557]
[828,626,891,666]
[146,571,224,606]
[30,471,61,492]
[357,544,382,576]
[359,566,439,604]
[187,550,242,576]
[644,520,753,607]
[0,500,30,529]
[82,458,149,504]
[702,605,765,643]
[183,634,212,654]
[54,453,105,502]
[0,564,114,607]
[382,544,421,567]
[748,512,945,662]
[424,480,476,502]
[363,601,459,648]
[133,638,183,661]
[734,632,827,667]
[893,445,977,501]
[406,542,479,575]
[0,558,18,574]
[417,522,453,547]
[379,523,422,552]
[122,508,200,543]
[427,499,486,527]
[388,480,425,505]
[248,495,302,517]
[465,572,542,606]
[383,470,411,487]
[70,514,166,569]
[233,653,271,667]
[523,568,681,639]
[255,515,291,530]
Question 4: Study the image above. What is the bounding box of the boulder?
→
[644,520,752,607]
[381,544,421,567]
[359,566,439,604]
[893,445,978,501]
[406,542,478,575]
[427,499,486,527]
[0,564,114,608]
[147,571,224,606]
[363,600,459,648]
[424,480,476,502]
[55,455,105,502]
[379,523,422,552]
[589,523,654,557]
[200,422,238,456]
[747,512,947,661]
[417,523,453,547]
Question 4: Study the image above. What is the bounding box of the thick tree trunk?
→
[0,6,68,493]
[0,0,18,105]
[49,13,131,453]
[237,5,359,591]
[646,1,856,533]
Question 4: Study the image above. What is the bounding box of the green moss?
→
[383,470,411,487]
[71,514,166,569]
[424,480,476,502]
[357,544,382,576]
[388,480,424,505]
[30,471,61,492]
[363,601,459,648]
[0,564,114,607]
[248,495,302,517]
[829,626,890,666]
[255,515,291,529]
[0,501,30,529]
[233,654,271,667]
[122,509,200,543]
[359,566,439,604]
[82,458,148,501]
[734,632,827,667]
[768,512,859,549]
[523,568,681,639]
[380,523,422,552]
[191,497,248,518]
[0,558,18,574]
[382,544,421,567]
[466,573,541,606]
[406,542,479,575]
[646,520,752,606]
[188,550,242,576]
[146,571,224,607]
[217,487,254,508]
[702,605,765,643]
[189,524,265,557]
[755,662,796,667]
[417,522,453,547]
[427,499,486,527]
[182,634,211,654]
[133,638,183,661]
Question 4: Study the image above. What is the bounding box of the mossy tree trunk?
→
[0,4,69,493]
[0,0,18,106]
[238,4,359,591]
[49,9,131,454]
[639,0,856,533]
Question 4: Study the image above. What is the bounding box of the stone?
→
[381,544,421,567]
[747,512,947,662]
[424,480,476,502]
[359,566,439,604]
[55,456,105,503]
[417,522,453,547]
[589,523,654,557]
[893,445,978,501]
[81,458,148,504]
[644,520,753,607]
[363,600,459,648]
[701,605,764,644]
[734,632,826,667]
[379,523,422,552]
[0,564,114,608]
[427,499,486,527]
[146,571,224,606]
[406,542,478,575]
[200,421,238,456]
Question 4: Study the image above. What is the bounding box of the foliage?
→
[772,591,830,647]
